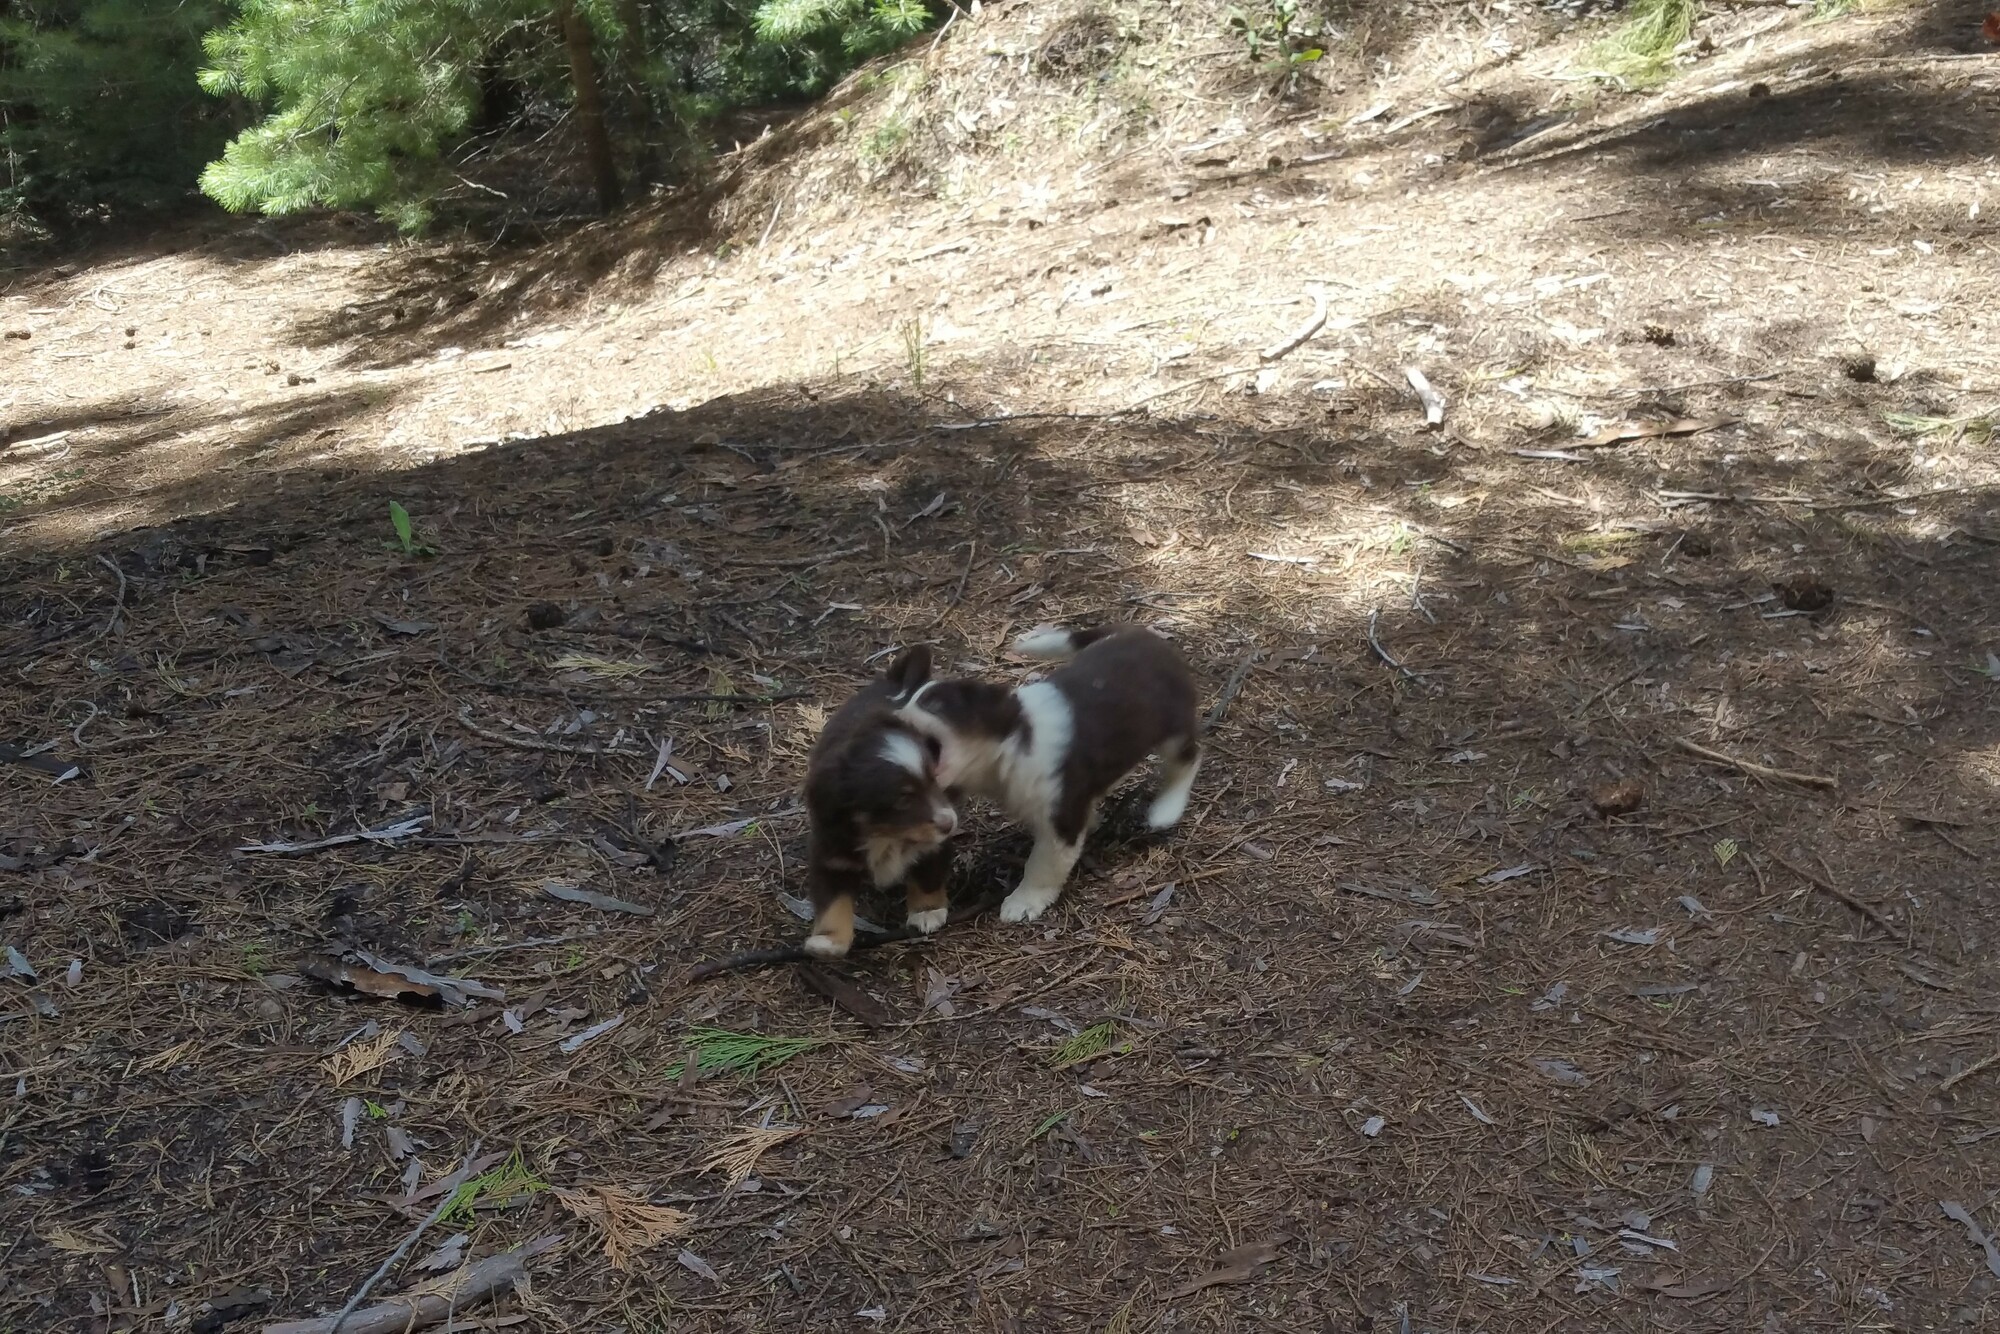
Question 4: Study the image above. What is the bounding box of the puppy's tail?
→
[1011,624,1118,661]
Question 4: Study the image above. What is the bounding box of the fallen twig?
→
[1768,851,1898,939]
[1573,663,1649,718]
[1260,288,1328,362]
[238,816,429,855]
[76,554,128,650]
[456,710,645,756]
[266,1232,562,1334]
[1204,650,1261,729]
[318,1141,482,1334]
[1366,608,1423,683]
[731,545,867,569]
[689,897,1001,980]
[1672,737,1836,790]
[925,540,978,629]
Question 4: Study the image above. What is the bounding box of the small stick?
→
[1673,737,1836,790]
[1768,851,1898,939]
[732,545,867,569]
[325,1141,483,1334]
[266,1234,561,1334]
[456,709,643,756]
[925,540,978,629]
[76,554,128,650]
[1366,608,1422,682]
[1259,287,1328,362]
[689,898,1000,980]
[1572,663,1648,718]
[1204,650,1261,729]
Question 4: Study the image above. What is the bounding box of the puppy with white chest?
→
[897,624,1201,925]
[801,645,959,959]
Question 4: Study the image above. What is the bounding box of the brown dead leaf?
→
[823,1083,873,1118]
[1576,416,1735,449]
[1641,1273,1733,1299]
[1167,1239,1282,1300]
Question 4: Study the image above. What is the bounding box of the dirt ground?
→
[5,1,2000,1330]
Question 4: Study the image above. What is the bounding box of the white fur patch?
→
[879,730,929,779]
[802,933,847,958]
[1146,751,1201,829]
[1000,882,1062,922]
[1011,625,1078,660]
[1005,681,1074,819]
[906,907,948,935]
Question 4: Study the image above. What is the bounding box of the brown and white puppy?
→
[896,625,1200,925]
[801,645,958,959]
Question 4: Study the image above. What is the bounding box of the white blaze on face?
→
[879,729,929,779]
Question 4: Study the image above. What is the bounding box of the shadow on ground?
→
[4,379,1999,1329]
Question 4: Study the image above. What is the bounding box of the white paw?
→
[999,885,1060,923]
[1145,791,1191,829]
[801,933,848,959]
[906,907,948,935]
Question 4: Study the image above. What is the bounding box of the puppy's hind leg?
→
[1000,825,1085,923]
[1145,736,1202,830]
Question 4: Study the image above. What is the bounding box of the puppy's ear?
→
[884,644,932,697]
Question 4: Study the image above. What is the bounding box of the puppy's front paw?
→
[802,933,849,959]
[906,907,948,935]
[999,885,1059,923]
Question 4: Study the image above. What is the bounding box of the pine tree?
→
[193,0,939,232]
[1,0,237,226]
[197,0,548,232]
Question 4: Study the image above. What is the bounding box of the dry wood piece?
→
[1259,288,1328,362]
[1768,851,1898,939]
[1672,737,1836,790]
[262,1234,561,1334]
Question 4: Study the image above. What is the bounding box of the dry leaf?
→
[1576,416,1734,449]
[1167,1239,1282,1299]
[822,1084,873,1118]
[553,1186,689,1270]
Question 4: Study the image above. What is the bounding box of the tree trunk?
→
[613,0,657,185]
[555,0,622,213]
